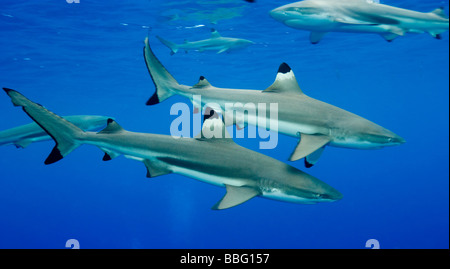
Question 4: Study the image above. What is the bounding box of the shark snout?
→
[270,7,286,21]
[320,186,343,202]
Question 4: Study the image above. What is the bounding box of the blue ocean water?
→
[0,0,448,249]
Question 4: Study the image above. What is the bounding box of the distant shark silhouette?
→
[143,37,405,167]
[2,88,343,209]
[0,115,111,148]
[156,28,254,54]
[270,0,449,43]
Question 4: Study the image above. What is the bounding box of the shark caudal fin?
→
[2,88,84,164]
[144,37,183,105]
[156,36,179,55]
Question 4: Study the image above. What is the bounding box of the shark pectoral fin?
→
[217,48,228,54]
[212,185,260,210]
[428,30,446,39]
[305,146,326,168]
[15,139,32,149]
[309,32,327,44]
[101,148,121,161]
[263,63,304,95]
[143,159,171,178]
[289,134,331,162]
[380,32,400,42]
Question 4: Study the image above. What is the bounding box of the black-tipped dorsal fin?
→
[193,76,212,88]
[98,119,125,134]
[263,63,304,95]
[195,108,233,142]
[210,28,221,38]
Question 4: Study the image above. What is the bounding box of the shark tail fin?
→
[144,37,182,105]
[3,88,84,165]
[156,36,179,55]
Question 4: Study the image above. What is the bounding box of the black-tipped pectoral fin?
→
[289,133,330,162]
[143,159,172,178]
[212,185,260,210]
[309,32,327,44]
[304,146,326,168]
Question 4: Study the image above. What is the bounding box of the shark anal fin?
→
[289,133,330,162]
[212,185,260,210]
[143,159,171,178]
[309,32,327,44]
[305,146,326,168]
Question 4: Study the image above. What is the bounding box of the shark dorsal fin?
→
[196,108,233,142]
[431,7,448,18]
[263,63,304,95]
[98,119,125,134]
[193,76,212,88]
[210,28,221,38]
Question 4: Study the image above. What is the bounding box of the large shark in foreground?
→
[156,28,254,55]
[143,38,405,167]
[0,115,111,148]
[269,0,449,44]
[2,88,342,209]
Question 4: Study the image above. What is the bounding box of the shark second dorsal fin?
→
[196,108,233,141]
[193,76,212,88]
[263,63,304,95]
[210,28,221,38]
[97,119,125,134]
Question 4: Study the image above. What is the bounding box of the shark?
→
[269,0,449,44]
[2,88,343,209]
[0,115,111,148]
[143,37,405,167]
[156,28,254,55]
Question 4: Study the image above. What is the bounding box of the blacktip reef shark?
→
[269,0,449,44]
[156,28,254,55]
[143,37,405,167]
[2,88,342,209]
[0,115,111,148]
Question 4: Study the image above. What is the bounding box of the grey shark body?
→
[269,0,449,43]
[0,115,111,148]
[144,37,404,167]
[156,29,254,55]
[2,88,342,209]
